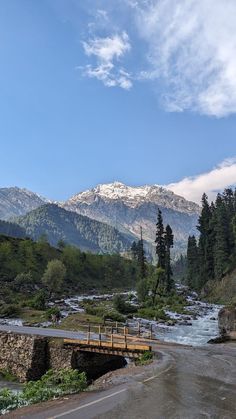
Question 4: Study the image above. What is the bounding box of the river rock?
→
[218,306,236,334]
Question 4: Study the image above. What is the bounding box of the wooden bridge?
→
[0,324,152,359]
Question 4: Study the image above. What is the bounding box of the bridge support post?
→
[124,334,127,349]
[99,326,101,347]
[149,324,153,340]
[87,324,91,344]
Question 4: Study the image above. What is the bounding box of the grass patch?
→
[135,351,153,366]
[20,308,48,324]
[0,369,17,382]
[137,307,169,321]
[58,312,104,332]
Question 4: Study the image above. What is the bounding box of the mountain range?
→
[0,183,201,257]
[15,204,133,254]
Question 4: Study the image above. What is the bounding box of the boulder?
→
[218,306,236,334]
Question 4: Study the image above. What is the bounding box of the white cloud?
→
[166,158,236,204]
[82,32,132,89]
[129,0,236,116]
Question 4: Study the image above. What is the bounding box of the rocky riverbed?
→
[0,288,221,347]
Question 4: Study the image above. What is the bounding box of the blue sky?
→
[0,0,236,202]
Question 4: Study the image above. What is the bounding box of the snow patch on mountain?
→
[66,182,200,214]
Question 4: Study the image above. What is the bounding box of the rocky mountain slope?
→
[0,187,46,220]
[0,183,200,257]
[63,182,200,256]
[15,203,134,254]
[0,220,26,239]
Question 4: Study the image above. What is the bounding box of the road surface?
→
[0,324,90,340]
[6,342,236,419]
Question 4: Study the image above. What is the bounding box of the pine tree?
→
[197,193,213,286]
[164,224,174,292]
[131,241,138,260]
[213,194,230,278]
[137,238,147,279]
[186,236,199,289]
[155,209,166,269]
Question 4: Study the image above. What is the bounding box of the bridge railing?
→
[83,321,154,341]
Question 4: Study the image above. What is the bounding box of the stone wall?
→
[0,333,48,382]
[0,332,126,383]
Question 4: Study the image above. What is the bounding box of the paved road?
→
[0,324,91,340]
[6,342,236,419]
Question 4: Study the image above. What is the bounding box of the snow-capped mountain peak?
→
[66,181,200,214]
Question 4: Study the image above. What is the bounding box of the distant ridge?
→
[0,183,200,256]
[15,203,134,254]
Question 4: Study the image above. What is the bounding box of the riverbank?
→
[0,288,222,347]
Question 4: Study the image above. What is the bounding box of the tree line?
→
[0,235,139,308]
[187,188,236,290]
[131,209,175,303]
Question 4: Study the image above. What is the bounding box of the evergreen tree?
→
[130,241,138,260]
[187,187,236,291]
[186,236,199,289]
[137,238,147,279]
[164,224,174,292]
[155,209,166,269]
[197,193,213,286]
[213,195,230,278]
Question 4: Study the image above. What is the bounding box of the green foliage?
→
[0,303,20,317]
[42,259,66,295]
[187,188,236,292]
[0,235,138,305]
[136,278,149,303]
[136,351,153,366]
[46,307,61,320]
[22,369,87,403]
[104,311,126,323]
[28,290,47,311]
[84,303,126,323]
[0,368,87,415]
[138,307,168,321]
[155,210,175,293]
[0,369,17,382]
[15,203,132,254]
[113,294,136,314]
[0,388,21,413]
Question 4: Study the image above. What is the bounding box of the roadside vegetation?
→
[135,351,154,366]
[0,368,87,415]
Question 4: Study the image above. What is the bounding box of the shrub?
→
[28,290,47,310]
[138,307,168,321]
[136,351,153,366]
[0,304,20,317]
[46,307,61,320]
[113,295,136,315]
[0,389,22,414]
[0,369,17,382]
[105,311,126,323]
[0,368,87,415]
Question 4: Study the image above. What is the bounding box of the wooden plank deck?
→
[63,338,151,356]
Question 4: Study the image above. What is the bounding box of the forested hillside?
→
[186,188,236,302]
[0,235,138,307]
[0,220,26,239]
[15,204,133,254]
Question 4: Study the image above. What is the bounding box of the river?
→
[0,289,221,392]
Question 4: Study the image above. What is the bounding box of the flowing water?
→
[153,302,220,346]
